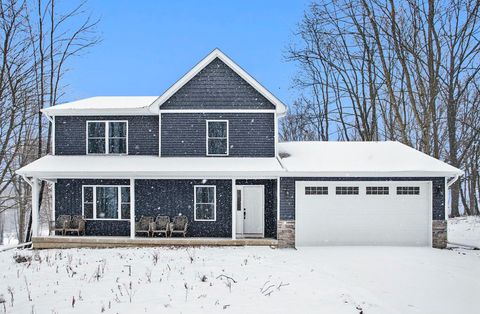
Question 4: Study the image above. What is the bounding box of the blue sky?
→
[63,0,311,106]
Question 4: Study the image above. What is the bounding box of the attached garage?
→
[295,181,431,246]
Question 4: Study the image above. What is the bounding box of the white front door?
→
[236,185,264,237]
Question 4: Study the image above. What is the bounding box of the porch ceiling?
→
[16,155,284,179]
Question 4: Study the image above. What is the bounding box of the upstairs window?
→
[87,121,127,154]
[206,120,228,156]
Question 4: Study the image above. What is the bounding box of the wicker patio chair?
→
[52,215,71,236]
[135,216,153,237]
[169,215,188,237]
[151,215,170,237]
[64,215,86,236]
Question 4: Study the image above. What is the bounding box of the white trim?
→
[276,177,280,223]
[232,179,236,239]
[160,109,276,114]
[82,185,131,220]
[86,120,129,155]
[150,48,287,115]
[158,112,162,156]
[130,178,135,239]
[51,181,55,224]
[274,112,278,157]
[31,178,40,237]
[52,116,55,155]
[193,185,217,222]
[206,120,229,156]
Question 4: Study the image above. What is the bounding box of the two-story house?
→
[17,49,462,249]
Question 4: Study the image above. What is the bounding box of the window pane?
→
[208,121,227,137]
[109,138,127,154]
[121,204,130,219]
[88,139,105,154]
[208,139,227,155]
[84,203,93,219]
[109,122,126,137]
[121,187,130,203]
[195,203,214,220]
[96,187,118,219]
[196,187,214,203]
[88,122,105,137]
[84,187,93,202]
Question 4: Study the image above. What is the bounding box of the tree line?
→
[283,0,480,216]
[0,0,99,243]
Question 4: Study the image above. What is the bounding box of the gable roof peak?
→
[150,48,287,115]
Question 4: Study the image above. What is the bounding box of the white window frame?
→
[194,185,216,221]
[206,120,229,156]
[86,120,129,155]
[82,185,131,220]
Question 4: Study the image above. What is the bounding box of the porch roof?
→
[16,155,284,179]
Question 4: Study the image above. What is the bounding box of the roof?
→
[151,48,287,115]
[278,141,463,177]
[41,49,287,116]
[42,96,158,116]
[16,155,284,179]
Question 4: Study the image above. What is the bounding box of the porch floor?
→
[32,236,278,249]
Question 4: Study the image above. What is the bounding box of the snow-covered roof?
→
[278,141,463,177]
[41,49,287,117]
[16,156,284,179]
[42,96,158,116]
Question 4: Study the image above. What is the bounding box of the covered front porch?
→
[17,155,283,245]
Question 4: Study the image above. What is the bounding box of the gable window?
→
[87,121,128,154]
[305,186,328,195]
[397,186,420,195]
[336,186,359,195]
[82,185,130,220]
[206,120,228,156]
[194,185,216,221]
[366,186,389,195]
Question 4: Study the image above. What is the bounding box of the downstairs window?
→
[82,186,130,220]
[194,185,216,221]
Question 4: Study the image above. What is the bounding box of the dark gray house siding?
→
[236,179,277,239]
[55,179,130,236]
[135,179,232,237]
[55,116,158,155]
[161,113,274,157]
[161,57,275,110]
[279,177,445,220]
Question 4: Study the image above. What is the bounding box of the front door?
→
[236,185,264,237]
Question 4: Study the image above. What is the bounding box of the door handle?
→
[243,209,246,219]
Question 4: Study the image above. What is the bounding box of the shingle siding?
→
[135,179,232,237]
[55,116,158,155]
[161,57,275,110]
[279,177,445,220]
[161,113,274,157]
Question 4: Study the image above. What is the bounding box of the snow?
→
[42,96,158,115]
[16,155,284,179]
[449,216,480,248]
[279,141,462,177]
[0,247,478,313]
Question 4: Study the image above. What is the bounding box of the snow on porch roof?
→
[16,155,284,179]
[278,141,463,177]
[42,96,158,116]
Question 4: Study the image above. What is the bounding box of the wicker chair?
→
[151,215,170,237]
[64,215,86,236]
[51,215,71,235]
[169,215,188,237]
[135,216,153,237]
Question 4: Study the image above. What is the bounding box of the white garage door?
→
[295,181,431,246]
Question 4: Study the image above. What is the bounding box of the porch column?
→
[130,178,135,239]
[232,179,236,239]
[31,177,40,237]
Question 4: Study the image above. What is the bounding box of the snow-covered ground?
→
[448,216,480,248]
[0,246,479,314]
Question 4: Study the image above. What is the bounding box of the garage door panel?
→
[295,181,431,246]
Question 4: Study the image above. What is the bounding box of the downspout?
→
[447,174,460,188]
